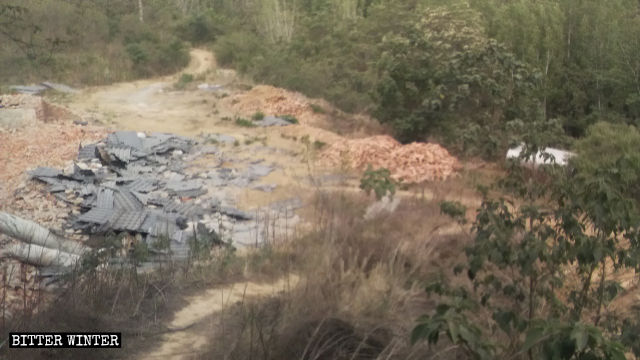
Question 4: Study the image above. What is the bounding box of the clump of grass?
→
[309,103,325,114]
[201,190,472,359]
[312,140,326,150]
[221,116,232,122]
[235,117,256,127]
[280,133,298,141]
[279,114,298,124]
[252,111,265,121]
[244,136,267,146]
[174,73,194,90]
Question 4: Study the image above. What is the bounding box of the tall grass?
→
[203,190,473,359]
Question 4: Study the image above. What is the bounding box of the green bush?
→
[252,111,265,120]
[374,7,542,158]
[174,73,194,89]
[572,122,640,202]
[175,12,224,44]
[235,117,256,127]
[415,148,638,358]
[214,31,265,72]
[125,37,189,77]
[360,165,396,200]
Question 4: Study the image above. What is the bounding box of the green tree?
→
[373,6,542,158]
[413,144,640,358]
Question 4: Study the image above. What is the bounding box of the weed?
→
[252,111,265,121]
[278,114,298,124]
[360,165,396,200]
[312,140,326,150]
[309,103,325,114]
[235,117,256,128]
[244,136,267,146]
[280,133,298,141]
[174,73,194,90]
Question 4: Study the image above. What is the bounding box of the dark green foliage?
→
[188,225,223,260]
[174,72,194,89]
[572,122,640,202]
[360,165,396,200]
[130,240,149,265]
[252,111,265,120]
[279,114,298,124]
[0,0,189,85]
[312,140,326,150]
[374,7,543,157]
[175,11,225,45]
[309,103,325,113]
[235,117,256,127]
[124,35,189,77]
[414,140,640,357]
[439,201,467,224]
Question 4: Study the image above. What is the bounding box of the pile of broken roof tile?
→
[26,130,304,262]
[29,131,221,260]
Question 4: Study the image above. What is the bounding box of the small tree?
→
[413,145,638,358]
[359,165,396,200]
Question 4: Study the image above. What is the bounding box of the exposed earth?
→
[1,49,468,359]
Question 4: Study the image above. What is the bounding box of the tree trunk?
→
[138,0,144,23]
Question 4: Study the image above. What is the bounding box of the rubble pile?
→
[319,135,460,183]
[24,131,301,261]
[224,85,330,126]
[0,94,44,130]
[0,117,107,205]
[0,93,44,111]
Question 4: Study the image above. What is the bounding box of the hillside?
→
[2,1,640,360]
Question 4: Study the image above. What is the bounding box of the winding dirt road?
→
[61,50,313,359]
[140,276,298,360]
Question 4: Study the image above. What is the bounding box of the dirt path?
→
[139,276,297,360]
[60,50,315,359]
[64,49,341,210]
[67,49,226,135]
[56,49,473,359]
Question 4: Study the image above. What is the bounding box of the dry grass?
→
[0,244,251,359]
[202,189,473,359]
[0,179,478,359]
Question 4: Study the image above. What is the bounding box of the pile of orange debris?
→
[0,115,106,206]
[224,85,330,126]
[319,135,460,183]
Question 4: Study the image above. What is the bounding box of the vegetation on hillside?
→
[206,0,640,157]
[0,1,189,85]
[4,1,640,359]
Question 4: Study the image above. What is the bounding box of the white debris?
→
[506,144,575,167]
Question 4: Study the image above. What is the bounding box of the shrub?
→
[174,73,194,89]
[175,12,224,44]
[279,114,298,124]
[235,117,256,127]
[572,122,640,202]
[251,111,265,120]
[360,165,396,200]
[374,7,542,158]
[309,103,325,113]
